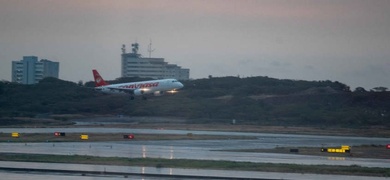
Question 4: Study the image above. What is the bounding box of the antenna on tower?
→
[121,44,126,54]
[131,43,139,54]
[147,39,155,58]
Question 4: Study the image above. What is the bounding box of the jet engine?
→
[154,91,164,96]
[133,89,145,96]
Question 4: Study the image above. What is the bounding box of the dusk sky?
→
[1,0,389,89]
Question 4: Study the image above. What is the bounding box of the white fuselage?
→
[95,79,184,95]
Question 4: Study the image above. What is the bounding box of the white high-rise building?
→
[12,56,59,84]
[121,43,189,80]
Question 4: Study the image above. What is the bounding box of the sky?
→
[0,0,389,90]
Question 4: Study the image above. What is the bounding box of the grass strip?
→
[224,145,390,159]
[0,153,389,177]
[0,133,255,142]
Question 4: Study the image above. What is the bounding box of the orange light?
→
[167,90,178,94]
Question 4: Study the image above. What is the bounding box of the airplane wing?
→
[106,87,150,95]
[107,87,135,93]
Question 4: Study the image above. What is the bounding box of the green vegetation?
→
[0,153,389,177]
[1,76,389,127]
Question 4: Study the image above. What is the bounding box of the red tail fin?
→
[92,69,109,87]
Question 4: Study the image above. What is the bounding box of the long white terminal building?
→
[121,43,189,80]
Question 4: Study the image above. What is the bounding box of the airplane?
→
[92,69,184,100]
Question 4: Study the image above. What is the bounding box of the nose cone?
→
[177,82,184,89]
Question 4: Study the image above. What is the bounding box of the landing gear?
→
[128,96,147,100]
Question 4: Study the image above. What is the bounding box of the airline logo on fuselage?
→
[119,82,159,89]
[96,77,102,83]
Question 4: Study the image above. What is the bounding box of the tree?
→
[0,82,3,95]
[354,87,367,93]
[372,87,388,92]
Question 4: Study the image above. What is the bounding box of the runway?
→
[0,161,388,180]
[0,127,389,168]
[0,127,389,179]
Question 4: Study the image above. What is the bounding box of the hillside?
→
[0,77,389,128]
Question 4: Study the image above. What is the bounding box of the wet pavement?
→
[0,161,389,180]
[0,127,390,179]
[0,141,389,168]
[0,127,388,148]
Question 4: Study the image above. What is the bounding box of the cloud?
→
[270,61,291,67]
